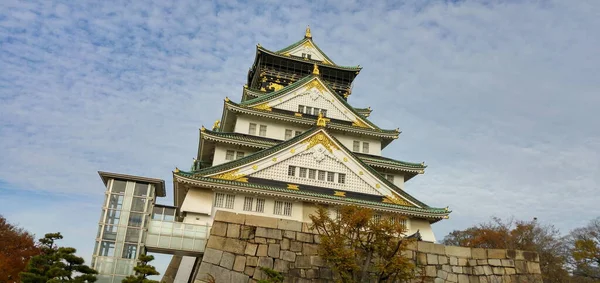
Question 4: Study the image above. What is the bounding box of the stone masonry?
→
[193,211,542,283]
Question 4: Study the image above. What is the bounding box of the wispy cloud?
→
[1,0,599,275]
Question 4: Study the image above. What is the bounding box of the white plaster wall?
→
[212,145,257,166]
[272,90,355,122]
[180,188,213,215]
[288,45,328,63]
[333,134,382,156]
[409,218,436,242]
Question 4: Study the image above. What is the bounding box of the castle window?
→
[306,106,313,115]
[259,125,267,137]
[307,54,312,60]
[295,131,302,136]
[274,200,292,216]
[353,141,360,152]
[327,172,335,182]
[386,174,394,183]
[236,151,245,159]
[338,173,346,184]
[321,109,327,117]
[243,197,253,211]
[299,168,307,178]
[225,150,235,160]
[362,142,370,154]
[318,170,326,181]
[308,169,316,179]
[288,166,296,177]
[298,105,305,113]
[215,193,235,209]
[249,123,257,135]
[285,129,293,140]
[256,198,265,213]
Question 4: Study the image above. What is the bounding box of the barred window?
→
[327,172,335,182]
[295,131,302,136]
[318,170,326,181]
[285,129,293,140]
[259,125,267,137]
[308,169,316,179]
[255,198,265,213]
[243,197,253,211]
[249,123,257,135]
[299,168,307,178]
[215,193,235,209]
[373,214,382,223]
[225,150,235,161]
[288,166,296,177]
[236,151,245,159]
[274,200,292,216]
[353,141,360,152]
[386,174,394,183]
[362,142,370,154]
[338,173,346,184]
[306,106,313,115]
[321,109,327,117]
[298,105,304,113]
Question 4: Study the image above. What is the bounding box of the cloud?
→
[1,0,599,275]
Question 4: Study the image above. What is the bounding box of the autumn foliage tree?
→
[309,205,415,283]
[0,215,40,283]
[567,217,600,282]
[441,217,569,283]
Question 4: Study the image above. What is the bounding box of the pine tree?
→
[122,254,160,283]
[20,232,97,283]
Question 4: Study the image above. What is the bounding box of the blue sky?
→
[1,0,599,276]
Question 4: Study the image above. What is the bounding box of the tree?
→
[0,215,40,283]
[20,232,97,283]
[441,217,570,283]
[122,254,160,283]
[309,205,415,283]
[567,217,600,281]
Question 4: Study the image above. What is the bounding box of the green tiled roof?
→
[175,171,449,218]
[201,130,425,173]
[258,47,362,71]
[239,75,382,130]
[192,127,428,208]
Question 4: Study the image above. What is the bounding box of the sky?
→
[1,0,599,277]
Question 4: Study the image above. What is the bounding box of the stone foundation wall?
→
[193,211,542,283]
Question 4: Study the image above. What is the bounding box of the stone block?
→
[267,238,276,244]
[447,273,458,282]
[258,256,274,269]
[278,219,302,231]
[488,259,502,266]
[268,244,281,258]
[472,248,486,259]
[203,248,223,265]
[446,246,472,258]
[452,266,463,273]
[214,210,245,225]
[273,259,289,273]
[487,249,506,259]
[514,260,527,274]
[468,276,480,283]
[295,255,311,268]
[220,252,235,269]
[303,243,319,255]
[434,278,445,283]
[233,255,246,272]
[513,250,525,260]
[281,250,296,262]
[319,267,333,279]
[290,241,303,252]
[283,230,296,239]
[245,243,258,256]
[246,256,258,267]
[450,256,458,265]
[458,258,468,266]
[195,262,213,282]
[477,259,488,265]
[418,241,446,255]
[211,221,228,237]
[492,267,504,275]
[230,271,249,283]
[245,214,278,229]
[227,223,241,238]
[254,237,267,244]
[417,252,428,265]
[427,253,438,265]
[256,244,268,257]
[210,264,232,283]
[280,238,290,250]
[442,264,451,272]
[310,255,325,267]
[523,251,539,262]
[424,265,437,276]
[402,249,414,259]
[527,261,541,273]
[306,268,319,279]
[468,259,477,266]
[206,235,227,250]
[438,255,448,265]
[437,269,448,280]
[301,222,317,233]
[223,238,247,255]
[240,225,255,239]
[458,274,469,283]
[405,240,418,251]
[314,234,322,244]
[505,267,516,275]
[296,232,313,243]
[501,259,514,267]
[243,266,255,276]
